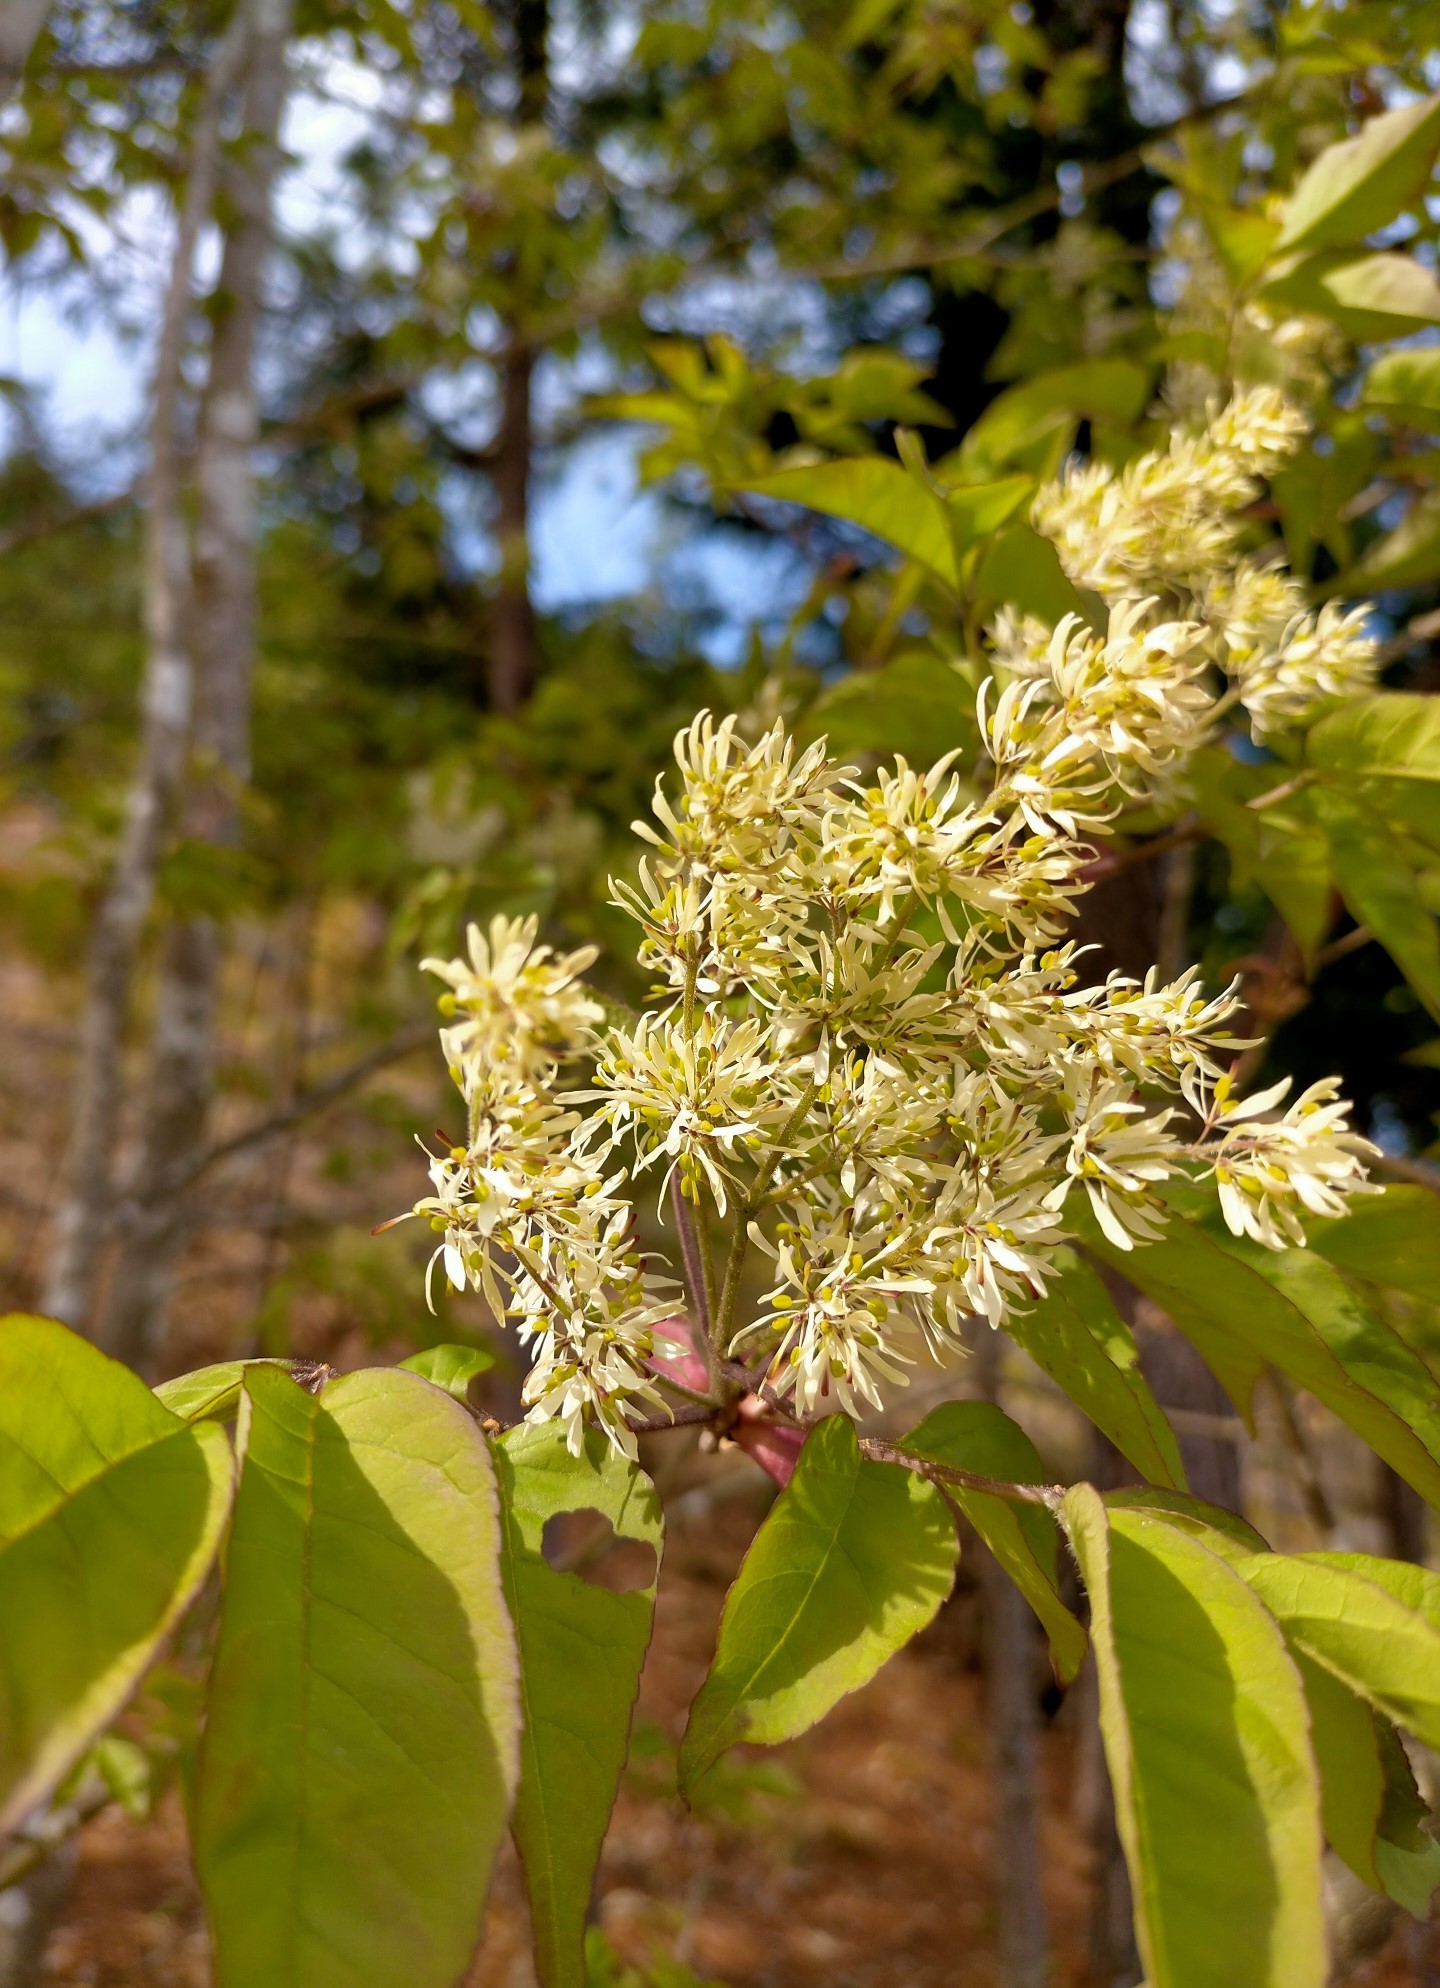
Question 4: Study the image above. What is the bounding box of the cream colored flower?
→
[425,914,600,1089]
[1204,1074,1381,1248]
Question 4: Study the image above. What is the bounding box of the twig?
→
[1084,819,1201,884]
[1245,772,1314,813]
[859,1436,1064,1510]
[1314,924,1373,968]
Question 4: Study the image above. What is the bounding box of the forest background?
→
[4,0,1440,1983]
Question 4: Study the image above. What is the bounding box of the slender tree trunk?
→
[0,0,49,97]
[43,15,248,1331]
[487,0,547,715]
[101,0,294,1372]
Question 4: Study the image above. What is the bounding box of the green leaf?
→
[1308,693,1440,855]
[1309,1187,1440,1307]
[154,1359,288,1423]
[1068,1200,1266,1420]
[1064,1490,1326,1988]
[973,519,1091,627]
[1310,785,1440,1018]
[398,1343,495,1403]
[1236,1552,1440,1754]
[194,1365,519,1988]
[1296,1648,1440,1916]
[1100,1487,1269,1555]
[957,360,1151,470]
[1341,487,1440,592]
[942,474,1033,551]
[1276,94,1440,252]
[901,1400,1086,1684]
[495,1421,663,1988]
[736,459,956,587]
[1361,347,1440,432]
[805,653,981,767]
[1078,1195,1440,1505]
[0,1315,233,1834]
[1007,1253,1186,1489]
[678,1416,955,1797]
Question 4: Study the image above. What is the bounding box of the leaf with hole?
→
[193,1364,519,1988]
[679,1416,956,1798]
[495,1420,662,1988]
[902,1400,1085,1682]
[0,1315,233,1835]
[1065,1489,1326,1988]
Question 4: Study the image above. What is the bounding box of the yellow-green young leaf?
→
[956,360,1151,470]
[496,1422,662,1988]
[1310,785,1440,1019]
[1296,1648,1440,1917]
[0,1316,233,1834]
[1309,1186,1440,1307]
[1362,347,1440,432]
[1259,249,1440,342]
[1308,694,1440,855]
[1276,94,1440,252]
[678,1416,955,1797]
[1101,1488,1268,1556]
[1006,1253,1186,1488]
[154,1359,289,1423]
[194,1366,519,1988]
[1099,1190,1440,1508]
[1064,1489,1327,1988]
[397,1343,495,1403]
[736,459,956,587]
[973,519,1091,627]
[1303,1550,1440,1631]
[942,474,1033,552]
[902,1400,1085,1684]
[1236,1553,1440,1754]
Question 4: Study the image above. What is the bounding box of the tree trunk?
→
[0,0,49,98]
[43,15,248,1331]
[101,0,294,1372]
[487,0,547,715]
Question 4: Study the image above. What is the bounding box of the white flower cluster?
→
[404,699,1378,1448]
[1027,385,1380,743]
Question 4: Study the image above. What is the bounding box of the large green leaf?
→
[1310,785,1440,1018]
[155,1358,289,1423]
[805,652,981,767]
[973,519,1091,626]
[902,1400,1086,1683]
[397,1343,495,1403]
[678,1416,955,1796]
[194,1365,519,1988]
[0,1315,233,1834]
[1236,1552,1440,1753]
[496,1422,662,1988]
[1308,693,1440,855]
[1276,94,1440,252]
[1101,1487,1268,1554]
[1065,1489,1327,1988]
[1309,1186,1440,1306]
[956,360,1150,470]
[1092,1192,1440,1507]
[737,458,957,587]
[1297,1648,1440,1916]
[1068,1200,1266,1419]
[1007,1253,1186,1488]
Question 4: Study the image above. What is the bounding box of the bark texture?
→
[101,0,294,1370]
[43,13,248,1330]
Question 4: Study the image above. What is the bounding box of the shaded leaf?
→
[805,653,980,767]
[154,1359,286,1423]
[1341,487,1440,593]
[902,1400,1086,1683]
[678,1416,955,1796]
[1362,347,1440,432]
[1308,1187,1440,1308]
[973,519,1091,626]
[496,1422,662,1988]
[1310,785,1440,1018]
[1100,1486,1268,1554]
[1308,693,1440,855]
[1276,95,1440,252]
[194,1366,519,1988]
[0,1315,233,1834]
[1006,1253,1186,1488]
[1064,1490,1326,1988]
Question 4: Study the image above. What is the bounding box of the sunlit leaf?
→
[1276,94,1440,251]
[0,1315,233,1834]
[1309,1187,1440,1308]
[1065,1489,1327,1988]
[398,1343,495,1403]
[736,459,957,587]
[678,1416,955,1797]
[1310,785,1440,1018]
[194,1366,519,1988]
